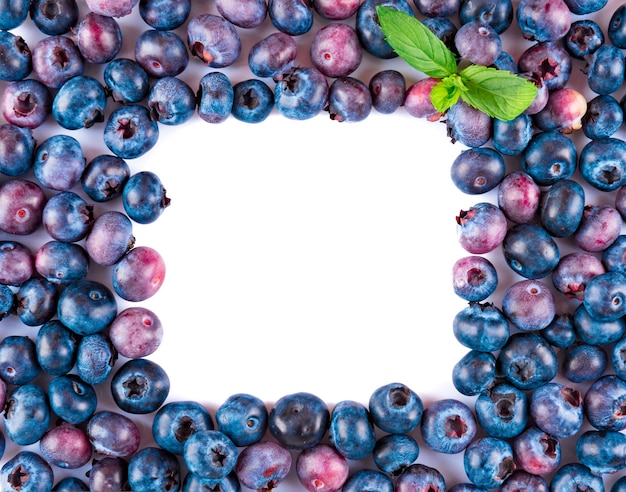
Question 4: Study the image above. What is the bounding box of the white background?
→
[1,0,625,489]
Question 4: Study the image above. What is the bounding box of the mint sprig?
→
[377,6,538,121]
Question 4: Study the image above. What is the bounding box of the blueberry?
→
[35,241,90,284]
[234,440,292,490]
[0,336,40,385]
[533,87,588,133]
[231,78,274,123]
[583,271,626,322]
[187,14,241,68]
[29,0,78,36]
[609,3,626,48]
[456,202,507,255]
[248,32,297,79]
[312,0,360,19]
[87,410,141,458]
[1,79,52,129]
[197,71,234,124]
[518,41,572,91]
[15,276,58,326]
[585,44,625,95]
[564,19,604,59]
[579,137,626,191]
[215,393,268,447]
[112,246,166,302]
[372,433,419,477]
[75,12,122,64]
[310,23,363,78]
[110,358,170,414]
[39,422,92,469]
[57,279,117,336]
[454,21,502,66]
[0,240,35,286]
[42,191,93,243]
[81,154,131,202]
[103,58,150,104]
[122,170,170,224]
[342,469,394,492]
[522,131,577,186]
[404,77,444,121]
[574,204,622,253]
[31,35,84,89]
[76,333,117,385]
[512,425,561,475]
[530,382,583,438]
[453,301,510,352]
[48,374,98,424]
[327,76,372,122]
[88,457,130,491]
[499,470,548,492]
[216,0,266,28]
[420,399,477,454]
[135,29,189,78]
[4,384,51,446]
[395,464,446,492]
[539,178,585,237]
[356,0,414,59]
[368,382,423,434]
[563,0,607,13]
[576,430,626,475]
[582,96,623,140]
[182,470,240,492]
[493,114,533,156]
[148,76,197,125]
[497,171,540,224]
[34,134,86,191]
[108,306,163,358]
[85,0,138,17]
[268,392,329,450]
[445,99,492,148]
[422,16,459,54]
[450,147,506,195]
[452,255,498,302]
[85,211,135,266]
[452,349,496,396]
[517,0,571,41]
[52,75,106,130]
[573,302,626,346]
[267,0,314,36]
[329,400,377,460]
[0,179,47,236]
[128,447,181,492]
[563,342,608,383]
[0,451,53,492]
[496,332,558,390]
[550,463,603,491]
[274,66,329,120]
[584,375,626,431]
[54,477,90,491]
[502,223,560,278]
[0,31,32,82]
[541,312,576,349]
[0,285,13,320]
[139,0,191,30]
[612,336,626,380]
[551,252,605,300]
[0,0,29,30]
[153,400,214,455]
[295,443,349,492]
[459,0,513,33]
[103,104,160,159]
[369,69,406,114]
[474,382,528,438]
[0,124,35,177]
[463,437,515,488]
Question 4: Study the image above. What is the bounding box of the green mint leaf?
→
[430,75,465,113]
[376,6,457,79]
[458,65,538,121]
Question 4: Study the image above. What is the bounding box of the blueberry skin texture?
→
[454,21,502,66]
[75,12,122,64]
[530,382,583,438]
[197,71,234,124]
[88,456,130,491]
[420,399,476,454]
[550,463,603,491]
[153,400,215,455]
[5,384,50,446]
[0,179,47,236]
[77,333,117,386]
[81,154,131,202]
[452,350,496,396]
[182,470,240,492]
[475,382,528,439]
[30,0,78,36]
[564,19,604,59]
[268,0,313,36]
[459,0,513,33]
[585,44,625,95]
[123,171,170,224]
[342,469,393,492]
[446,99,492,148]
[584,375,626,431]
[512,426,561,476]
[0,0,29,30]
[610,3,626,48]
[368,382,423,434]
[582,96,623,140]
[42,191,93,243]
[521,131,577,186]
[499,470,548,492]
[541,312,576,349]
[104,104,160,159]
[135,29,188,78]
[187,14,242,68]
[573,302,626,346]
[268,392,330,450]
[516,0,571,42]
[493,113,533,156]
[583,271,626,322]
[613,336,626,380]
[0,31,32,82]
[450,147,505,195]
[0,336,40,385]
[0,285,13,319]
[148,76,197,126]
[31,35,84,89]
[216,393,267,447]
[453,301,510,352]
[518,41,572,92]
[329,400,377,460]
[614,476,626,492]
[0,451,54,492]
[539,178,585,237]
[15,276,58,326]
[234,440,292,491]
[58,280,117,336]
[2,79,52,129]
[395,464,446,492]
[183,430,238,481]
[87,410,141,458]
[104,58,150,104]
[579,137,626,191]
[34,134,86,191]
[422,16,458,54]
[372,433,419,477]
[463,437,514,488]
[85,211,135,266]
[0,124,35,177]
[112,245,166,302]
[248,32,297,79]
[53,75,107,130]
[111,358,170,414]
[356,0,414,59]
[563,342,607,383]
[231,79,274,123]
[140,0,191,30]
[452,255,498,302]
[502,223,560,279]
[48,374,97,425]
[35,240,90,284]
[0,240,35,286]
[327,76,372,122]
[496,332,558,390]
[369,69,405,114]
[274,66,329,120]
[576,430,626,475]
[54,477,90,491]
[128,447,181,492]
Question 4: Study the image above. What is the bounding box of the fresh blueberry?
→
[573,302,626,346]
[110,358,170,414]
[455,21,502,66]
[521,131,577,186]
[85,211,135,266]
[4,384,51,446]
[452,255,498,301]
[0,336,40,385]
[372,433,419,477]
[0,0,29,29]
[539,178,585,237]
[216,393,268,447]
[57,279,117,336]
[496,332,558,390]
[420,398,477,454]
[499,469,548,492]
[541,312,576,348]
[128,447,181,492]
[231,78,274,123]
[268,392,329,450]
[310,23,362,78]
[0,124,35,177]
[75,12,122,64]
[450,147,506,195]
[452,349,496,396]
[187,14,241,68]
[329,400,377,460]
[583,271,626,322]
[609,3,626,48]
[512,425,561,475]
[48,374,98,424]
[153,400,214,455]
[369,69,406,114]
[274,66,329,120]
[446,99,492,148]
[216,0,266,28]
[76,333,117,385]
[248,32,297,79]
[327,76,372,122]
[1,79,52,129]
[564,19,604,59]
[148,76,197,126]
[29,0,78,36]
[576,429,626,475]
[0,451,53,492]
[585,44,625,95]
[584,374,626,431]
[35,241,90,284]
[422,16,458,53]
[516,0,571,42]
[197,71,234,124]
[342,469,394,492]
[295,443,349,492]
[582,96,623,140]
[533,87,588,133]
[502,224,560,279]
[108,306,163,358]
[456,202,507,255]
[312,0,360,19]
[463,436,515,488]
[267,0,314,36]
[88,457,130,492]
[139,0,191,30]
[112,245,166,301]
[459,0,513,33]
[453,301,510,352]
[579,137,626,191]
[0,285,13,320]
[492,113,533,156]
[368,382,423,434]
[612,335,626,380]
[0,179,47,236]
[52,75,107,130]
[414,0,460,17]
[356,0,414,59]
[0,31,32,82]
[563,0,607,13]
[31,35,84,89]
[0,240,35,286]
[530,382,583,438]
[103,58,150,104]
[39,422,92,469]
[474,382,528,438]
[34,134,86,191]
[551,252,605,300]
[182,470,240,492]
[234,440,292,490]
[85,0,138,17]
[563,342,608,383]
[549,463,603,491]
[497,170,540,224]
[517,41,572,91]
[135,29,189,78]
[87,410,141,458]
[81,154,130,202]
[395,464,446,492]
[103,104,160,159]
[54,477,90,491]
[574,204,622,253]
[15,276,58,326]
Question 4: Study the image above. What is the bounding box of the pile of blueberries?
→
[1,0,626,490]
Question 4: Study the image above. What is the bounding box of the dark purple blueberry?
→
[42,191,93,243]
[87,411,141,458]
[231,78,274,123]
[342,469,393,492]
[518,41,572,91]
[368,382,422,434]
[57,279,117,336]
[564,0,606,13]
[183,430,237,481]
[445,99,492,148]
[0,31,32,81]
[0,0,29,29]
[139,0,190,30]
[500,469,548,492]
[81,154,131,202]
[474,382,528,439]
[369,69,405,114]
[420,398,476,454]
[579,137,626,191]
[496,332,558,390]
[295,443,349,492]
[612,336,626,380]
[312,0,360,19]
[521,130,577,186]
[88,457,130,492]
[39,423,92,469]
[103,104,160,159]
[0,241,34,286]
[0,124,35,177]
[329,400,376,460]
[148,76,197,126]
[454,21,502,66]
[187,14,241,68]
[4,383,50,445]
[54,477,90,491]
[76,333,117,385]
[530,382,583,438]
[112,245,166,301]
[551,252,605,300]
[310,23,362,78]
[234,440,292,491]
[109,306,163,358]
[153,400,214,455]
[582,96,623,140]
[511,426,561,475]
[372,433,419,477]
[248,32,297,79]
[0,179,46,235]
[583,271,626,322]
[103,58,150,104]
[584,44,625,95]
[414,0,460,16]
[395,464,446,492]
[128,447,181,492]
[0,336,40,385]
[1,79,52,129]
[562,342,607,383]
[456,202,507,254]
[29,0,79,36]
[540,178,585,237]
[609,3,626,48]
[0,285,13,320]
[576,430,626,475]
[110,358,170,414]
[135,29,188,78]
[85,211,134,266]
[497,171,540,223]
[453,301,510,352]
[573,302,626,346]
[15,276,58,326]
[31,35,84,89]
[356,0,414,59]
[564,19,604,59]
[268,0,313,36]
[36,320,79,376]
[327,76,372,122]
[0,451,53,492]
[502,224,560,279]
[216,393,267,447]
[452,255,498,302]
[450,147,505,195]
[34,134,86,190]
[459,0,513,33]
[452,349,496,396]
[216,0,266,28]
[274,66,329,120]
[541,312,576,348]
[268,392,329,450]
[75,12,122,64]
[516,0,571,42]
[574,204,622,253]
[85,0,138,17]
[463,436,514,488]
[197,71,234,124]
[493,113,533,156]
